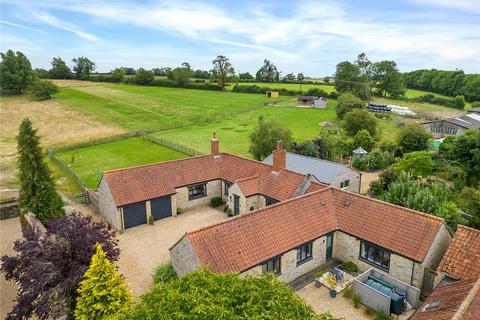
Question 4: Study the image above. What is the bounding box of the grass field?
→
[54,82,291,131]
[55,137,188,188]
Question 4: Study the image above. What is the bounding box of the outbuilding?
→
[297,96,327,108]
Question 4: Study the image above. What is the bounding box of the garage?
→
[151,196,172,221]
[123,202,147,229]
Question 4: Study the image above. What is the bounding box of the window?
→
[224,181,231,196]
[188,183,207,200]
[250,206,255,211]
[340,180,350,189]
[263,256,281,275]
[297,242,313,265]
[360,241,390,270]
[265,197,278,206]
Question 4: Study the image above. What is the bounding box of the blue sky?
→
[1,0,479,76]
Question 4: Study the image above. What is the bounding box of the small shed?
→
[353,147,368,156]
[266,91,279,98]
[297,96,327,108]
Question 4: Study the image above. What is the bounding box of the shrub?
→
[314,271,324,278]
[227,207,233,217]
[336,93,364,119]
[372,309,390,320]
[343,261,359,273]
[29,80,59,100]
[148,215,154,225]
[352,156,368,171]
[342,109,377,137]
[210,196,224,208]
[369,180,383,196]
[352,293,361,308]
[223,204,230,213]
[153,262,177,285]
[176,207,183,214]
[342,286,353,299]
[134,68,154,85]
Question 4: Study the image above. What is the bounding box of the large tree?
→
[72,56,96,79]
[134,68,154,85]
[249,115,293,160]
[355,53,373,78]
[17,118,64,222]
[171,66,193,87]
[397,123,431,154]
[255,59,280,83]
[116,268,338,320]
[28,80,59,100]
[75,243,130,319]
[48,57,72,79]
[371,60,405,97]
[211,55,235,89]
[394,151,434,177]
[334,61,369,99]
[1,212,119,320]
[336,93,365,118]
[0,49,33,95]
[341,109,377,137]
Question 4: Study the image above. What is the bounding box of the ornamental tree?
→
[0,212,119,320]
[75,243,130,320]
[17,118,64,222]
[116,268,339,320]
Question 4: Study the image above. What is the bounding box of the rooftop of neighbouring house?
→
[410,276,480,320]
[182,187,448,273]
[102,136,328,207]
[297,95,325,100]
[438,225,480,280]
[263,152,357,185]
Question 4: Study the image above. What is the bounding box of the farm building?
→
[297,96,327,108]
[422,110,480,137]
[262,152,361,193]
[266,91,279,98]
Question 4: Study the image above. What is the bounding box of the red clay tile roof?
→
[411,276,480,320]
[182,187,447,273]
[236,175,260,197]
[103,153,317,207]
[438,225,480,279]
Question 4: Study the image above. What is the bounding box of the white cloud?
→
[0,19,48,33]
[30,11,100,41]
[406,0,480,14]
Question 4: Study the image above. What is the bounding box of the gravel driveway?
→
[0,217,21,319]
[117,207,226,297]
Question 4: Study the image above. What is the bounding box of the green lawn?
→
[55,137,188,188]
[227,82,336,93]
[54,83,290,131]
[154,101,338,157]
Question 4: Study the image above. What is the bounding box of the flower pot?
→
[315,280,321,288]
[329,289,337,298]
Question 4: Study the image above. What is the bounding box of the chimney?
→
[272,140,286,173]
[211,132,219,156]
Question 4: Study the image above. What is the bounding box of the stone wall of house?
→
[331,169,361,193]
[334,231,424,288]
[170,236,203,277]
[245,195,264,212]
[175,180,222,211]
[240,236,327,283]
[227,183,247,214]
[422,223,452,269]
[98,178,121,230]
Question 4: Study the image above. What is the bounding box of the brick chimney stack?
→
[211,132,219,156]
[272,140,286,173]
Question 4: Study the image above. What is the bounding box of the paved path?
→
[0,218,21,319]
[117,207,226,297]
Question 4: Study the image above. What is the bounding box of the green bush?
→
[314,271,324,278]
[176,207,183,214]
[153,262,177,285]
[369,180,383,196]
[374,113,391,120]
[343,261,359,273]
[342,286,353,299]
[28,80,59,100]
[352,156,368,171]
[372,309,390,320]
[210,196,224,208]
[223,204,229,213]
[352,293,361,308]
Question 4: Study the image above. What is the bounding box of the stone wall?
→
[170,236,203,277]
[227,183,247,214]
[334,231,424,288]
[175,180,222,211]
[331,169,361,193]
[97,178,121,230]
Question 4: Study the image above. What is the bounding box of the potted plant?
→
[326,274,337,298]
[314,271,324,288]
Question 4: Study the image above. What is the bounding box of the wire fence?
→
[47,149,86,191]
[144,134,204,156]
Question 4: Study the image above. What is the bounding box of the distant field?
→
[54,82,289,131]
[55,137,188,188]
[228,82,336,93]
[154,102,338,157]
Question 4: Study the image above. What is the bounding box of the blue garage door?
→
[151,196,172,220]
[123,202,147,229]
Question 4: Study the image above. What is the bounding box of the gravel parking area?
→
[296,282,370,320]
[0,217,21,319]
[117,207,227,297]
